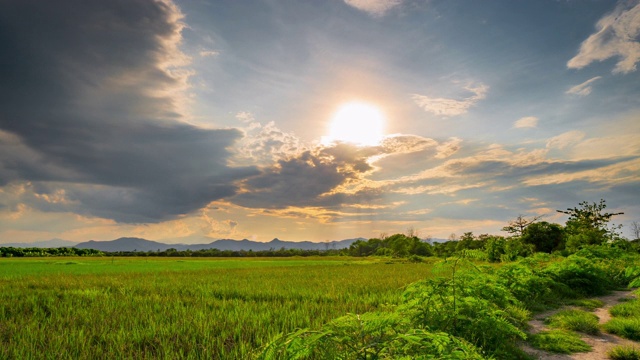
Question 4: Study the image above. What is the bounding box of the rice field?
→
[0,257,435,359]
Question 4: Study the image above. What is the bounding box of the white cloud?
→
[411,83,488,117]
[435,137,462,159]
[513,116,539,129]
[567,1,640,74]
[566,76,602,96]
[344,0,402,17]
[199,50,219,57]
[546,130,586,150]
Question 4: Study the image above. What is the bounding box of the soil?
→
[521,290,640,360]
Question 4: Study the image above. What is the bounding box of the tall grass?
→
[0,257,433,359]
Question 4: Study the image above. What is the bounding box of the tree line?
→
[1,199,636,259]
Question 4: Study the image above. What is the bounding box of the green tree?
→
[521,221,565,253]
[502,215,542,237]
[558,200,623,251]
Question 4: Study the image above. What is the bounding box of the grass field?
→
[0,257,435,359]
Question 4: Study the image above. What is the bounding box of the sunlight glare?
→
[323,102,385,146]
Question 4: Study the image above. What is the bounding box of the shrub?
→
[401,268,528,358]
[543,255,612,297]
[496,262,561,311]
[256,311,486,359]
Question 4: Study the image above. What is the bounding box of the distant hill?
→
[1,238,78,248]
[73,237,363,252]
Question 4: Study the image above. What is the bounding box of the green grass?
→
[605,295,640,341]
[528,329,591,354]
[0,257,434,359]
[608,345,640,360]
[604,318,640,341]
[544,309,600,334]
[610,300,640,318]
[567,298,605,311]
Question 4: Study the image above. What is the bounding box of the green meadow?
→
[0,257,434,359]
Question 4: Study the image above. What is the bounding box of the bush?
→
[543,255,612,297]
[256,311,486,359]
[401,268,528,358]
[496,262,561,311]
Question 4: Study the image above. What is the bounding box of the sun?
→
[323,102,385,146]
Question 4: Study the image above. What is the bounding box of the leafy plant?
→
[401,260,528,358]
[256,312,486,359]
[543,255,612,297]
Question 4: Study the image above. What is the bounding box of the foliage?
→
[401,259,529,358]
[0,247,103,257]
[544,309,600,334]
[608,345,640,360]
[484,237,506,263]
[257,312,486,360]
[528,330,591,354]
[495,262,563,311]
[500,238,535,262]
[543,255,613,297]
[502,215,542,237]
[520,221,565,253]
[559,199,624,250]
[348,234,433,258]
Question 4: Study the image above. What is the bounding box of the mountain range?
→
[2,236,448,252]
[2,237,362,252]
[73,237,362,252]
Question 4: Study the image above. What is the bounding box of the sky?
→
[0,0,639,244]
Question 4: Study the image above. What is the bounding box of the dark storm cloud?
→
[232,143,381,209]
[445,157,637,179]
[0,0,256,222]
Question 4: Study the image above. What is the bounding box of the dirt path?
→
[521,290,639,360]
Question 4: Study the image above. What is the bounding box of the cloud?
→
[199,50,219,57]
[513,116,539,129]
[0,0,257,223]
[233,121,306,166]
[547,131,586,150]
[566,76,602,96]
[379,135,437,154]
[344,0,402,17]
[232,144,380,209]
[567,1,640,74]
[411,83,488,117]
[435,137,462,159]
